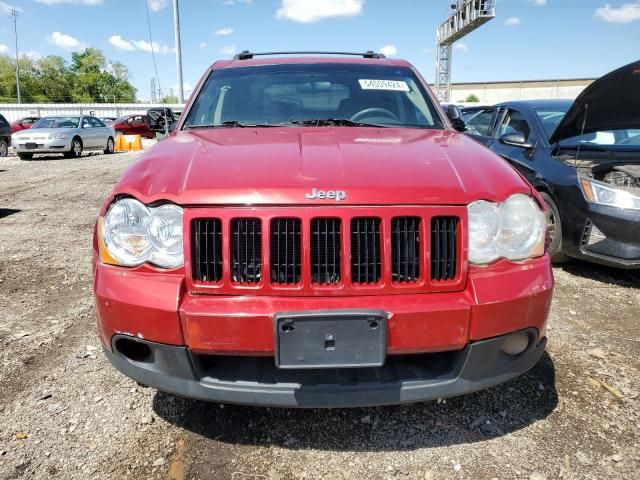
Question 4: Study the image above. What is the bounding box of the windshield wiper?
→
[185,120,278,129]
[286,118,389,128]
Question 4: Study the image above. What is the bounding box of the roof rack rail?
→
[233,50,386,60]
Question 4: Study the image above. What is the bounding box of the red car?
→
[111,114,155,139]
[11,116,40,133]
[93,51,553,407]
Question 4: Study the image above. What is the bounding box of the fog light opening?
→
[501,331,530,356]
[115,338,152,363]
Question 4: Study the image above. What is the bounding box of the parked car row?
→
[0,108,185,159]
[458,60,640,270]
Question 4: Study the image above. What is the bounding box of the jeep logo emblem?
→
[305,188,346,202]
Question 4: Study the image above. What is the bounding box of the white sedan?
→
[11,115,115,160]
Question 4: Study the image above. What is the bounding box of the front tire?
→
[18,153,33,160]
[540,191,569,264]
[65,137,83,159]
[0,140,8,157]
[104,137,115,154]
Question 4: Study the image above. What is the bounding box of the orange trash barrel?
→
[115,135,143,151]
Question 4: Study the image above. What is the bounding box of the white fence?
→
[0,103,186,123]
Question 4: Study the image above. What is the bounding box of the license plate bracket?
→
[25,143,37,149]
[274,310,387,369]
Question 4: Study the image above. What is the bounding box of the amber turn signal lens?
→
[97,216,121,266]
[580,178,595,202]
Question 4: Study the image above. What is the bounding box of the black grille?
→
[431,216,458,281]
[351,218,381,284]
[270,218,302,284]
[391,217,421,282]
[231,218,262,283]
[311,218,341,284]
[192,218,223,283]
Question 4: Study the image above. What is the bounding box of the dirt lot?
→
[0,147,638,480]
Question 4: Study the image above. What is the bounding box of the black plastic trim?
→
[105,328,545,408]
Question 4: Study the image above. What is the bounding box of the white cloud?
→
[453,42,469,53]
[109,35,135,51]
[132,39,174,54]
[199,42,207,49]
[0,2,22,14]
[147,0,168,11]
[25,51,42,60]
[0,44,9,55]
[222,0,252,5]
[215,27,234,36]
[504,17,522,26]
[47,31,87,51]
[36,0,103,4]
[109,34,173,54]
[220,44,237,56]
[595,2,640,23]
[528,0,546,5]
[379,45,397,57]
[276,0,365,23]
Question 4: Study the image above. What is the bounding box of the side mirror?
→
[499,132,533,149]
[446,105,466,132]
[168,122,177,133]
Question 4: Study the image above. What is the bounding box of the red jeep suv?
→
[93,52,553,407]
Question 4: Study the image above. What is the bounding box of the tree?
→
[0,48,137,103]
[465,94,480,102]
[160,95,179,104]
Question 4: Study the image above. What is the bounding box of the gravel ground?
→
[0,146,638,480]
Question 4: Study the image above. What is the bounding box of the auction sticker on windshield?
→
[358,79,410,91]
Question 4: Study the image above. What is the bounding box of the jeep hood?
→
[115,127,530,206]
[549,59,640,144]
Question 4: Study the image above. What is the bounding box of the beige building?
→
[439,78,596,104]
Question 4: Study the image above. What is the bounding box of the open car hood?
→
[549,60,640,145]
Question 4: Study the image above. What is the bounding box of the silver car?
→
[11,115,115,160]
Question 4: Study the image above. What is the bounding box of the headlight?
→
[101,198,183,268]
[580,177,640,210]
[147,204,184,268]
[49,132,68,139]
[468,194,545,264]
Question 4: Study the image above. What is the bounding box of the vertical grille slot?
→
[351,217,381,284]
[311,218,341,284]
[431,216,458,281]
[270,218,301,285]
[231,218,262,283]
[191,218,222,283]
[391,217,421,283]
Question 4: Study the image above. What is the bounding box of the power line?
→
[145,0,162,99]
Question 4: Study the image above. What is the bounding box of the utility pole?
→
[172,0,184,103]
[10,8,21,104]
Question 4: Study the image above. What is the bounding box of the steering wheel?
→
[349,107,399,123]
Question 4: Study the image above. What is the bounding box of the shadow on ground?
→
[0,208,21,219]
[559,260,639,288]
[153,352,557,451]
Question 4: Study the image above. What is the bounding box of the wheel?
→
[104,137,115,154]
[18,153,33,160]
[65,137,83,158]
[0,140,8,157]
[539,191,569,264]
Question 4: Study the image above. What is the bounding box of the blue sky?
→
[1,0,639,101]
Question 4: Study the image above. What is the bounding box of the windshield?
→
[33,116,80,129]
[183,63,443,129]
[535,107,640,147]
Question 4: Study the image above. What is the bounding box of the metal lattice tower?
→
[150,78,157,102]
[435,0,496,103]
